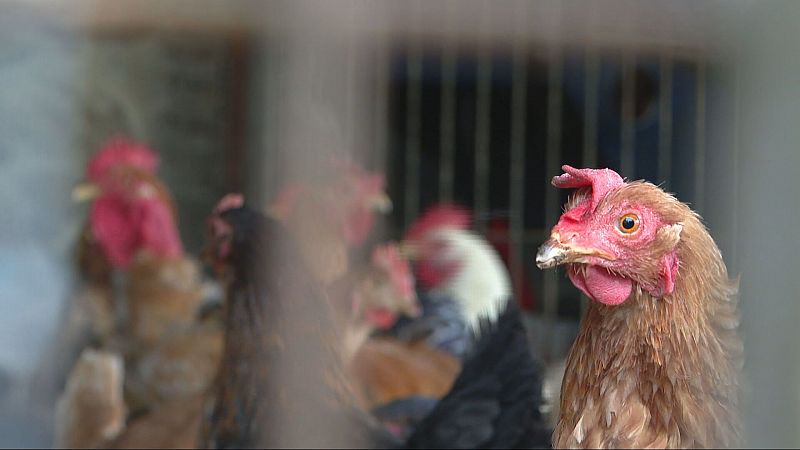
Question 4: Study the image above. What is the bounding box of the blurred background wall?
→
[0,1,797,447]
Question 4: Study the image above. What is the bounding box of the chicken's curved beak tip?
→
[535,240,567,270]
[72,182,101,203]
[372,193,393,214]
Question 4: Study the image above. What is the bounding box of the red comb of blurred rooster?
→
[537,165,743,448]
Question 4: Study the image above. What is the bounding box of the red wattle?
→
[90,197,138,267]
[365,308,398,329]
[569,265,632,306]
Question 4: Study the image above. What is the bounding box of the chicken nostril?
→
[562,232,579,243]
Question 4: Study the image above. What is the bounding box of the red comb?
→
[213,193,245,215]
[405,203,471,242]
[87,136,159,182]
[372,243,415,303]
[552,165,624,210]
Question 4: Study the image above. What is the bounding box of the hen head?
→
[350,243,420,330]
[536,165,686,306]
[401,204,471,290]
[205,193,247,274]
[402,203,510,330]
[74,137,183,269]
[270,159,392,246]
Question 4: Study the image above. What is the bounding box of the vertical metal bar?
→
[580,49,600,317]
[373,45,389,166]
[225,38,249,193]
[730,61,741,273]
[258,45,277,199]
[658,51,674,189]
[509,33,528,315]
[694,61,707,213]
[620,52,636,178]
[404,48,423,228]
[474,45,492,233]
[544,48,563,355]
[583,51,599,168]
[439,44,458,202]
[343,24,357,157]
[263,41,288,201]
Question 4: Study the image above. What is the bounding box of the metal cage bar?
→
[344,29,358,156]
[474,44,492,233]
[404,47,423,227]
[439,43,458,202]
[583,50,599,168]
[620,51,636,177]
[694,61,707,212]
[658,51,674,189]
[508,32,528,312]
[373,45,390,166]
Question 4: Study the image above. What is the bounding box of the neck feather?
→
[437,230,512,333]
[557,215,742,448]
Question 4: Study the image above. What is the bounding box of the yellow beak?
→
[71,182,102,203]
[397,241,419,260]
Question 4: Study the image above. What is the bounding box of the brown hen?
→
[537,166,743,448]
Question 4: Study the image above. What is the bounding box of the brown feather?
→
[349,337,460,409]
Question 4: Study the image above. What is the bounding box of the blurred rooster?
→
[34,138,173,404]
[74,137,206,352]
[55,137,220,417]
[387,288,473,360]
[387,208,477,361]
[399,204,551,448]
[536,166,742,448]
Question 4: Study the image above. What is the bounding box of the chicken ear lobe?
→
[650,223,683,298]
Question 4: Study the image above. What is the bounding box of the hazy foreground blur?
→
[0,1,798,447]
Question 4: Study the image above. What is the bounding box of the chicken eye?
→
[618,213,640,234]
